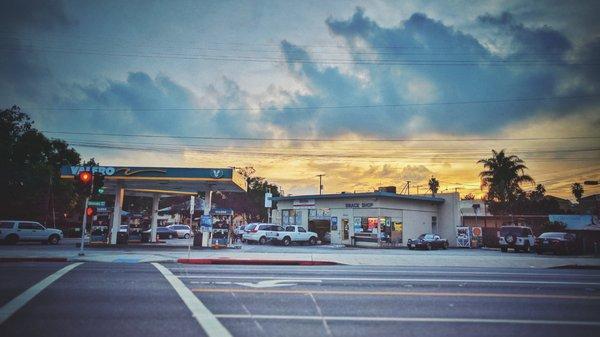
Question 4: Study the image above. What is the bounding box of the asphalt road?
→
[1,262,599,337]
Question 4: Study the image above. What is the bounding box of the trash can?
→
[193,230,203,247]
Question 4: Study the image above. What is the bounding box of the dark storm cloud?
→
[260,8,598,137]
[0,0,72,100]
[61,72,200,135]
[477,11,572,57]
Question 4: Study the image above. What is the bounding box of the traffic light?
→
[85,206,96,217]
[92,173,105,195]
[74,171,93,195]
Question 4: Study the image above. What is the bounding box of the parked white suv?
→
[167,224,192,239]
[499,226,535,253]
[0,220,63,245]
[243,223,283,245]
[276,225,319,246]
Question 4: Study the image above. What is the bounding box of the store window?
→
[282,210,302,226]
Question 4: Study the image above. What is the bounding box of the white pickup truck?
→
[276,225,318,246]
[0,220,63,245]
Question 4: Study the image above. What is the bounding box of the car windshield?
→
[246,224,256,231]
[539,232,565,239]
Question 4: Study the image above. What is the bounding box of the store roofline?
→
[272,191,445,204]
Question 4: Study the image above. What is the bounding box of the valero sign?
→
[70,166,116,176]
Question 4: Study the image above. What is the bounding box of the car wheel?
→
[5,234,18,245]
[48,235,60,245]
[259,236,267,245]
[184,233,190,239]
[408,246,414,250]
[501,246,508,252]
[309,237,317,245]
[282,237,291,246]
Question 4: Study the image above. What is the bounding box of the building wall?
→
[274,193,460,247]
[435,193,461,246]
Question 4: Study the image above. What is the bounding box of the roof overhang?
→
[272,192,445,204]
[61,165,247,197]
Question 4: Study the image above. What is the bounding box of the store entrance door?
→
[342,218,350,242]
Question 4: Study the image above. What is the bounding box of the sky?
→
[1,0,599,200]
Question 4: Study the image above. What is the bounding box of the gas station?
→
[60,165,247,245]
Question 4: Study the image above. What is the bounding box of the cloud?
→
[0,0,73,100]
[261,8,598,137]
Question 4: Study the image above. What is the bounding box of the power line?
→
[42,130,600,143]
[25,94,600,112]
[2,46,597,67]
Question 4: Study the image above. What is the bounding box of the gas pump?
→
[210,208,233,248]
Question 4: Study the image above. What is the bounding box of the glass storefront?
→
[281,209,302,226]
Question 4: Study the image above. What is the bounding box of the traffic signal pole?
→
[79,197,89,256]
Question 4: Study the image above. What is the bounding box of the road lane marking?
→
[0,262,83,325]
[212,314,600,326]
[152,263,232,337]
[178,275,600,286]
[235,279,322,288]
[191,288,600,300]
[171,267,600,278]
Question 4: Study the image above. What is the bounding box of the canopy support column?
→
[110,183,124,245]
[150,193,160,243]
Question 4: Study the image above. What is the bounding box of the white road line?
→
[152,263,232,337]
[170,267,600,278]
[176,275,600,286]
[0,262,83,325]
[213,314,600,327]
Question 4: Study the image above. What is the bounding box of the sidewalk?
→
[1,241,599,268]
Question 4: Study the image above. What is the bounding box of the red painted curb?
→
[177,258,340,266]
[0,257,69,263]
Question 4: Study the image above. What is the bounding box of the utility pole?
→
[406,181,411,195]
[317,174,325,195]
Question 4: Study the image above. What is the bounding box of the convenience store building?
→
[272,191,460,247]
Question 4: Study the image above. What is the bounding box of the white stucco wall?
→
[274,192,460,247]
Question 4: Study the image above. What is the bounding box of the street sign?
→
[264,193,272,208]
[88,200,105,207]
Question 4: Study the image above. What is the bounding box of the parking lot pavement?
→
[168,263,600,337]
[2,241,600,268]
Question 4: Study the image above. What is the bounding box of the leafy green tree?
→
[478,149,534,215]
[428,176,439,196]
[0,106,82,222]
[571,182,584,203]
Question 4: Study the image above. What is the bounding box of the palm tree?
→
[428,177,440,196]
[478,149,534,214]
[571,182,584,203]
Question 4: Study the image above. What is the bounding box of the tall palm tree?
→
[571,182,584,203]
[428,177,440,196]
[478,149,534,214]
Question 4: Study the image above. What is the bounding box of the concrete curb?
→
[177,258,341,266]
[0,257,69,263]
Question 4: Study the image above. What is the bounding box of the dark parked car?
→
[535,232,577,255]
[407,233,449,250]
[141,226,178,242]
